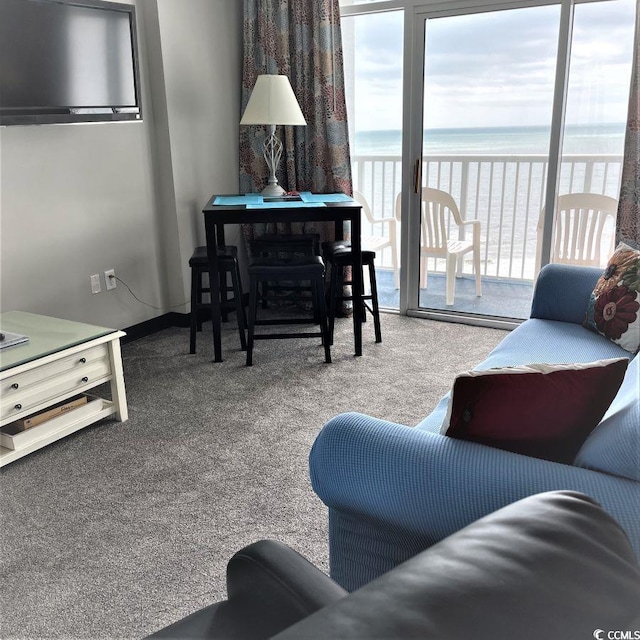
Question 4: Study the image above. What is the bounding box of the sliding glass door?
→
[340,0,636,324]
[408,0,635,323]
[414,5,561,320]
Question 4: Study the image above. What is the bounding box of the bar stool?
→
[189,246,246,354]
[252,233,320,308]
[246,256,331,366]
[252,233,319,258]
[322,241,382,345]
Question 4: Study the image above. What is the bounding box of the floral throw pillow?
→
[584,243,640,353]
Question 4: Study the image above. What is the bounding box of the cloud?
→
[343,10,403,84]
[343,0,635,130]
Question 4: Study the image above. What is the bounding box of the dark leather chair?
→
[146,491,640,639]
[189,246,246,354]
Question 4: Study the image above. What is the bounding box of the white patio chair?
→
[353,190,399,289]
[418,187,482,306]
[535,193,618,277]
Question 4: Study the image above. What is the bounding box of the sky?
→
[341,0,635,131]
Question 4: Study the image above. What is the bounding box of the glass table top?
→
[0,311,117,372]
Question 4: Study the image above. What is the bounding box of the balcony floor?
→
[376,268,534,320]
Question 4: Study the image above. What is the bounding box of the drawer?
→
[1,345,111,422]
[2,344,108,396]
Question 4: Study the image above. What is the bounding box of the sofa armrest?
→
[309,413,640,588]
[530,263,602,323]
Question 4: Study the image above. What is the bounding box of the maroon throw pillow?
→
[441,358,629,464]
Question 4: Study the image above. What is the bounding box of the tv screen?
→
[0,0,142,125]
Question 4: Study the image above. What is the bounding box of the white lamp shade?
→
[240,75,306,126]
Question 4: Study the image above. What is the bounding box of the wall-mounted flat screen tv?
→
[0,0,142,125]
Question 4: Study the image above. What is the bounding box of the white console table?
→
[0,311,128,467]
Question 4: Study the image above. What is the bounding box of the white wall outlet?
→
[105,269,117,291]
[90,274,101,294]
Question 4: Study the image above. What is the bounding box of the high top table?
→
[202,193,363,363]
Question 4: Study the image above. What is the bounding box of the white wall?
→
[0,0,242,330]
[151,0,244,312]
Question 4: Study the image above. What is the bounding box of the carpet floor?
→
[0,312,506,639]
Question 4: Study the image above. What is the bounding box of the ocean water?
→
[353,123,627,156]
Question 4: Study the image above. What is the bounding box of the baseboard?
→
[122,312,188,344]
[120,293,265,343]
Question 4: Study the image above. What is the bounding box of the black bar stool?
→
[252,233,319,257]
[252,233,320,308]
[246,256,331,366]
[189,246,246,354]
[322,241,382,345]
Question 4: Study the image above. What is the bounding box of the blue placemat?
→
[213,193,351,206]
[299,192,353,203]
[214,194,263,205]
[247,201,327,209]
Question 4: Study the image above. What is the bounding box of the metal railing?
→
[353,153,622,281]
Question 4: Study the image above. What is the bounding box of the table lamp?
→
[240,75,307,196]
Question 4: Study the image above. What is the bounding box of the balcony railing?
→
[353,153,622,282]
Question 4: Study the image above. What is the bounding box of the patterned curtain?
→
[616,0,640,249]
[240,0,352,248]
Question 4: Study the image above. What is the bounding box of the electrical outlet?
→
[105,269,117,291]
[90,274,101,294]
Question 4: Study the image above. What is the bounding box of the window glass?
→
[342,10,404,308]
[552,0,635,270]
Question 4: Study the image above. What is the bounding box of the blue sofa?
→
[309,264,640,591]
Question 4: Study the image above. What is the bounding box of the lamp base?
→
[261,183,286,197]
[261,125,286,198]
